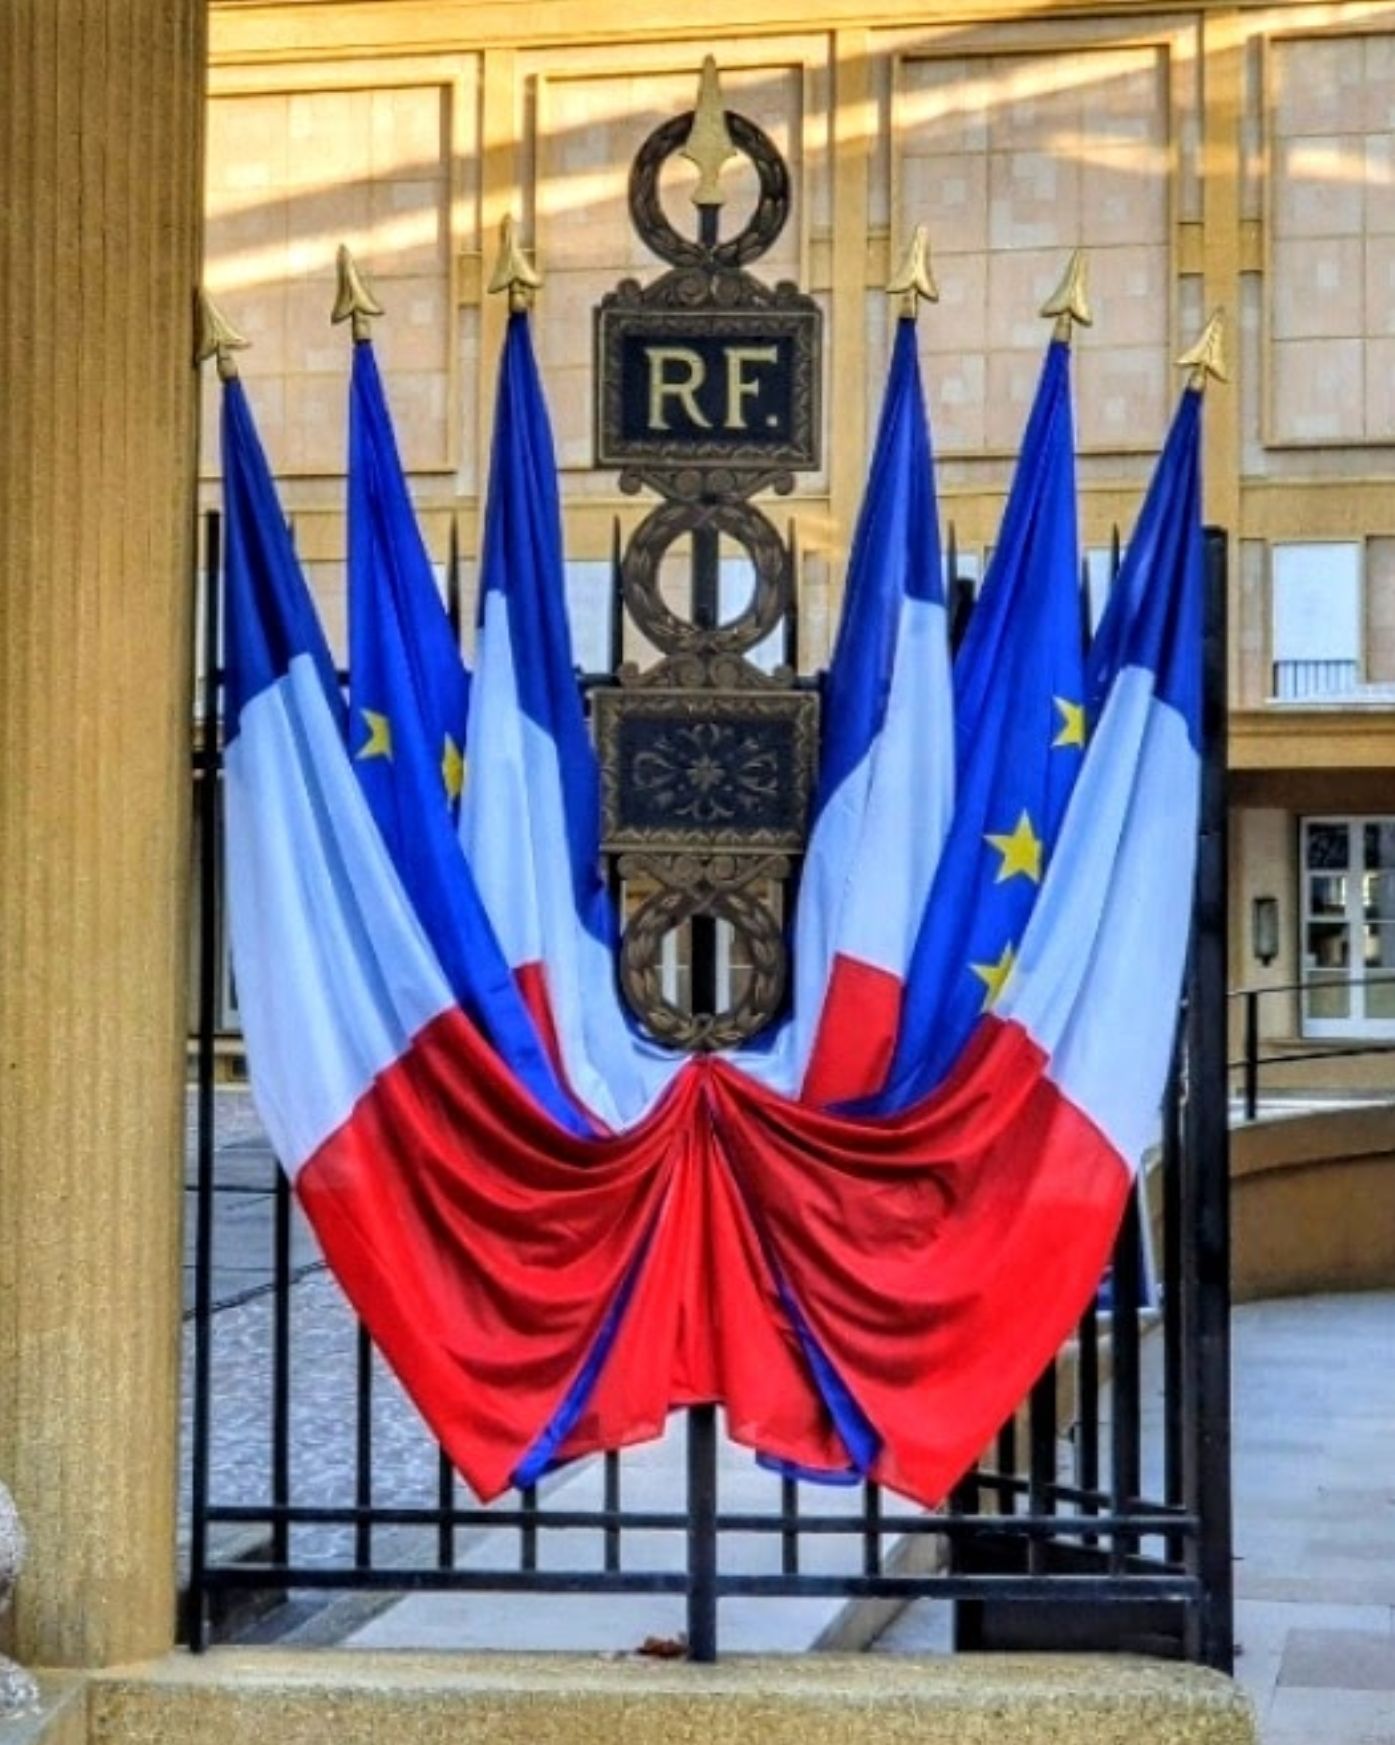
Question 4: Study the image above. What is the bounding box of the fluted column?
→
[0,0,205,1667]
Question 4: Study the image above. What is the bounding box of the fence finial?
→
[1178,309,1227,390]
[887,224,938,321]
[683,57,737,209]
[1040,248,1092,344]
[488,214,543,314]
[194,289,249,381]
[331,245,384,342]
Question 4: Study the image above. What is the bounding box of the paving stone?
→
[1279,1630,1395,1691]
[1264,1686,1395,1744]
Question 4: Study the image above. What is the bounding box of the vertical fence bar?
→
[780,1475,799,1576]
[1027,1366,1057,1574]
[1242,989,1259,1120]
[521,1484,539,1572]
[271,1166,292,1567]
[946,523,976,655]
[685,491,721,1663]
[862,1481,883,1577]
[437,1450,455,1572]
[354,1323,374,1570]
[609,515,625,674]
[1185,526,1234,1670]
[785,519,800,671]
[446,512,461,642]
[950,1466,981,1519]
[185,508,223,1652]
[1109,1193,1143,1572]
[995,1417,1018,1514]
[686,1405,719,1661]
[604,1451,621,1573]
[1162,1040,1186,1563]
[1080,552,1094,650]
[1076,1298,1100,1543]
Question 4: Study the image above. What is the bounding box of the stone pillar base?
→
[71,1651,1256,1745]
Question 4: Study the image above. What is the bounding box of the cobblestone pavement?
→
[181,1086,459,1576]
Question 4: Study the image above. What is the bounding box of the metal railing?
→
[1271,658,1360,701]
[1231,975,1395,1120]
[184,515,1234,1668]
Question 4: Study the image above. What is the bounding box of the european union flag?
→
[346,337,588,1135]
[874,337,1085,1110]
[348,340,470,832]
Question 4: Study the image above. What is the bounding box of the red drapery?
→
[298,1006,1129,1505]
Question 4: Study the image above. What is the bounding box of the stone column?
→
[0,0,206,1667]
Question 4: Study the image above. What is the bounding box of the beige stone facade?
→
[202,0,1395,1068]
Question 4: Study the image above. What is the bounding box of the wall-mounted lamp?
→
[1252,894,1280,967]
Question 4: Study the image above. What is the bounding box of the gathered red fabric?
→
[297,1004,1129,1505]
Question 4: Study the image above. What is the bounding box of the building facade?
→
[203,0,1395,1073]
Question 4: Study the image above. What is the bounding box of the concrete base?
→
[72,1651,1255,1745]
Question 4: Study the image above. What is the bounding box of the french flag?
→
[787,317,954,1104]
[460,313,679,1131]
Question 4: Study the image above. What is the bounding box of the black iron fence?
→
[184,518,1233,1668]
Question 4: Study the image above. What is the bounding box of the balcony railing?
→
[1271,658,1360,701]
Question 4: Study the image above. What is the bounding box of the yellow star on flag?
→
[442,733,465,803]
[1052,696,1086,749]
[356,709,393,762]
[985,810,1043,884]
[970,942,1017,1011]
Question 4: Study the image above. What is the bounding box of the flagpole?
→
[1176,309,1232,1669]
[1187,521,1234,1670]
[187,290,247,1649]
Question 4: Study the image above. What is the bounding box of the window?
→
[718,556,784,675]
[1300,817,1395,1038]
[1083,546,1120,634]
[562,560,616,676]
[1271,543,1362,701]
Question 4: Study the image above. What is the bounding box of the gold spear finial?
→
[887,224,939,321]
[1177,308,1228,390]
[682,56,738,210]
[487,214,543,314]
[1040,247,1092,343]
[331,245,385,343]
[194,288,250,381]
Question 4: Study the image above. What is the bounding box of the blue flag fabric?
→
[993,381,1204,1166]
[462,312,677,1137]
[772,316,953,1105]
[815,318,945,802]
[1086,386,1203,745]
[222,378,345,739]
[873,338,1085,1111]
[341,343,589,1135]
[473,312,611,940]
[349,340,470,827]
